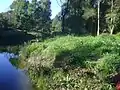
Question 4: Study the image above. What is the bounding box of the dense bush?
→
[19,35,120,90]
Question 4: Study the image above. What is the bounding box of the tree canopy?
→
[0,0,120,37]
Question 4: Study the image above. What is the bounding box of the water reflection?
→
[0,53,32,90]
[1,52,18,59]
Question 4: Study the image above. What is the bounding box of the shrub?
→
[96,54,120,77]
[19,35,120,90]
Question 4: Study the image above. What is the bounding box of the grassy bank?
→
[19,35,120,90]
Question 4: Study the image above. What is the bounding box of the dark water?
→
[0,53,32,90]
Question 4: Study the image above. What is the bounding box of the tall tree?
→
[93,0,102,35]
[40,0,51,38]
[10,0,51,38]
[10,0,30,31]
[105,0,120,34]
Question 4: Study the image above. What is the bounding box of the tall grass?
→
[19,35,120,90]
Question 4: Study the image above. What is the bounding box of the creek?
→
[0,52,33,90]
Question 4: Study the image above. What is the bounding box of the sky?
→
[0,0,62,19]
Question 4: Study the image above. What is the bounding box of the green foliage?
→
[10,0,51,39]
[0,12,13,32]
[19,35,120,90]
[10,58,20,68]
[51,13,62,34]
[20,35,120,69]
[48,69,115,90]
[96,54,120,77]
[51,0,120,35]
[10,0,30,30]
[1,0,120,89]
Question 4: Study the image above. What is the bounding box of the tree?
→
[10,0,51,39]
[105,0,120,34]
[10,0,30,31]
[51,12,62,36]
[0,13,10,38]
[39,0,51,38]
[28,0,40,31]
[0,13,10,30]
[57,0,96,35]
[93,0,103,35]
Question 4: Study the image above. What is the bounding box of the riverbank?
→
[18,34,120,90]
[0,29,36,46]
[0,29,38,54]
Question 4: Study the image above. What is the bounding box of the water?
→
[0,53,33,90]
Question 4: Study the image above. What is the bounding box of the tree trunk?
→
[97,1,100,36]
[62,11,65,33]
[110,0,114,35]
[110,26,114,35]
[61,0,69,34]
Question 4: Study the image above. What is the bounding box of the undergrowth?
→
[19,35,120,90]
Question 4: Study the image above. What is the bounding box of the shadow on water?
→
[0,29,36,46]
[0,52,33,90]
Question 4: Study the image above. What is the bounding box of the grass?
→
[19,35,120,90]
